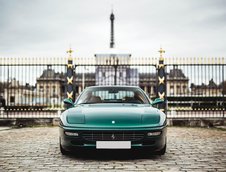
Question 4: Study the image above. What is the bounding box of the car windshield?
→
[76,87,150,104]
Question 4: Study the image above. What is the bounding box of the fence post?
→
[66,48,74,101]
[157,47,167,114]
[222,63,225,123]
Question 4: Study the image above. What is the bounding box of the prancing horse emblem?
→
[111,134,115,140]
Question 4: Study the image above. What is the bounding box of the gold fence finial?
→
[159,46,165,61]
[67,47,73,60]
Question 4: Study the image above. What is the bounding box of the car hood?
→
[62,104,164,128]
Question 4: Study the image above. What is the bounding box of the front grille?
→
[82,131,144,141]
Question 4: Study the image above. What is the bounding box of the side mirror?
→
[63,98,74,109]
[151,98,164,106]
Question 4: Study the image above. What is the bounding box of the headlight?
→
[64,131,79,136]
[147,131,161,136]
[159,111,167,126]
[59,119,64,126]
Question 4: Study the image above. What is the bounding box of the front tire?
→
[156,143,166,155]
[59,138,70,155]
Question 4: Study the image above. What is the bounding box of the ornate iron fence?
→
[165,57,225,119]
[0,55,225,119]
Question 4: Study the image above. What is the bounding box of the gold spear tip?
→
[158,47,165,53]
[67,48,73,54]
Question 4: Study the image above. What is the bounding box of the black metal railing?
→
[0,56,225,119]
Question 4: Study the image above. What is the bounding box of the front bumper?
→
[59,126,167,151]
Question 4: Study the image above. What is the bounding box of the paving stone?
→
[0,127,225,171]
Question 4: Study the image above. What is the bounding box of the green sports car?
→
[59,86,167,155]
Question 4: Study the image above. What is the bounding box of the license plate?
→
[96,141,131,149]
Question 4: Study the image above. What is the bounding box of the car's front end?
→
[59,124,166,152]
[59,86,167,155]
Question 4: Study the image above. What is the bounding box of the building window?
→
[61,86,65,94]
[10,96,15,103]
[39,86,43,91]
[99,72,102,77]
[183,85,187,94]
[177,85,181,94]
[147,86,151,94]
[123,72,126,77]
[53,86,56,93]
[170,86,174,95]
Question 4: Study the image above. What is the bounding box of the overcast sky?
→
[0,0,226,58]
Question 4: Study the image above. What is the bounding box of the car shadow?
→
[65,149,162,160]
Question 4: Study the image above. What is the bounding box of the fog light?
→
[147,131,161,136]
[65,131,79,136]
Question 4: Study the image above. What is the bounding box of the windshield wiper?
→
[78,102,100,105]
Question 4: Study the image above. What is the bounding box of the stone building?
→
[36,68,65,107]
[139,73,156,98]
[3,78,34,106]
[167,68,189,96]
[191,79,222,96]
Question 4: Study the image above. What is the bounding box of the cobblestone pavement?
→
[0,127,226,172]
